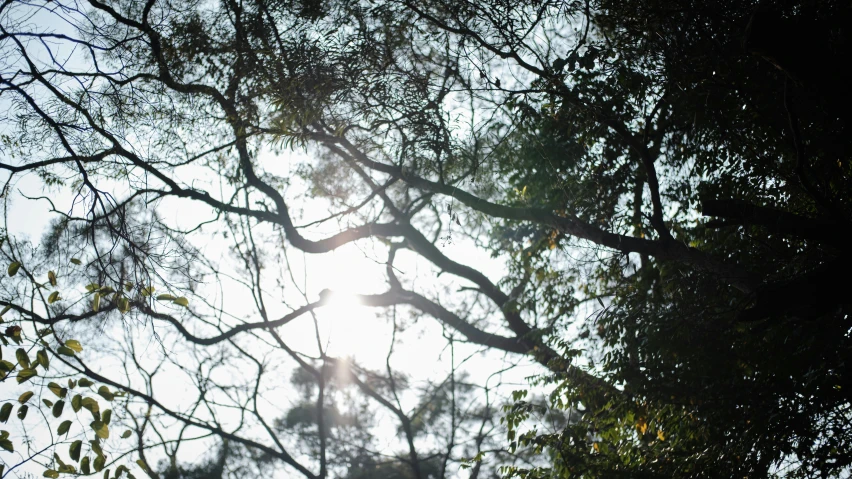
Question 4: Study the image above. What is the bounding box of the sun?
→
[305,245,393,366]
[318,292,392,366]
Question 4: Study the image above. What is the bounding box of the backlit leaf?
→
[93,454,105,472]
[48,291,61,304]
[70,439,82,461]
[15,348,30,368]
[90,420,109,439]
[48,382,66,398]
[36,349,49,369]
[0,437,13,452]
[0,403,12,422]
[52,400,65,418]
[16,368,37,383]
[57,346,75,356]
[97,386,114,401]
[57,420,72,435]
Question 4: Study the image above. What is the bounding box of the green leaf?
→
[18,391,33,403]
[48,382,67,398]
[71,394,82,412]
[70,258,82,265]
[15,348,30,368]
[93,293,101,312]
[43,399,53,408]
[117,296,130,314]
[17,404,28,420]
[65,340,83,353]
[0,359,15,372]
[90,439,103,457]
[52,400,65,418]
[81,397,100,420]
[0,403,12,422]
[78,378,94,387]
[57,346,75,356]
[68,378,76,389]
[81,457,91,474]
[8,262,21,276]
[141,286,155,296]
[102,409,112,425]
[58,464,76,474]
[43,470,59,478]
[16,367,38,383]
[48,270,57,287]
[48,291,61,304]
[0,304,9,316]
[70,439,82,461]
[121,429,132,439]
[57,420,72,435]
[156,294,175,301]
[173,297,189,307]
[36,349,49,369]
[90,420,109,439]
[0,437,13,452]
[85,283,100,292]
[93,454,105,472]
[97,386,115,401]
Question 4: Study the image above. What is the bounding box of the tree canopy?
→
[1,0,850,477]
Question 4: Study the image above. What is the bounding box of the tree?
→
[1,0,850,477]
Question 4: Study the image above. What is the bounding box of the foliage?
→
[0,239,146,477]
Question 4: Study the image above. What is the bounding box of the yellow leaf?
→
[636,417,648,435]
[65,340,83,353]
[48,291,61,304]
[592,442,599,452]
[657,429,666,441]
